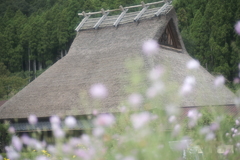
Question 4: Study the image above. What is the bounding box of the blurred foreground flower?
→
[28,114,38,125]
[12,136,22,151]
[90,83,108,99]
[235,21,240,35]
[50,115,61,125]
[148,65,164,81]
[65,116,77,128]
[179,76,196,96]
[214,75,225,87]
[187,109,202,128]
[131,112,151,129]
[186,59,200,70]
[142,39,159,56]
[8,126,15,134]
[94,114,115,127]
[128,93,143,107]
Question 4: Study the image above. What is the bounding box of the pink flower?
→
[142,39,159,56]
[94,114,115,127]
[235,21,240,35]
[92,109,98,115]
[210,122,219,131]
[50,115,61,125]
[65,116,77,128]
[8,126,15,134]
[75,149,93,160]
[62,144,73,154]
[214,75,225,87]
[130,112,151,129]
[120,106,126,112]
[186,59,200,69]
[21,134,30,145]
[28,114,38,125]
[128,93,143,107]
[12,136,22,151]
[89,83,108,99]
[148,65,164,81]
[187,109,201,127]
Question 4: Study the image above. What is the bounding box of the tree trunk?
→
[33,59,36,79]
[61,50,63,58]
[39,61,42,71]
[65,49,68,55]
[28,47,31,82]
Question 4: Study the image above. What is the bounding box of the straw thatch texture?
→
[0,9,235,120]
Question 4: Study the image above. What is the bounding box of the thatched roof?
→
[0,5,235,120]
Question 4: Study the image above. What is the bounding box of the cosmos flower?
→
[12,136,22,151]
[8,126,15,134]
[148,65,164,81]
[179,76,196,96]
[36,156,49,160]
[130,112,151,129]
[28,114,38,125]
[142,39,159,56]
[65,116,77,128]
[186,59,200,70]
[128,93,143,107]
[214,75,225,87]
[90,83,108,99]
[235,21,240,35]
[50,115,61,125]
[94,114,115,127]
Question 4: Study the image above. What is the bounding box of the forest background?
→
[0,0,240,99]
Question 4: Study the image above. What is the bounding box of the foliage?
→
[174,0,240,82]
[0,123,11,153]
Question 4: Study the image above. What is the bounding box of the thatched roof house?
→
[0,1,236,131]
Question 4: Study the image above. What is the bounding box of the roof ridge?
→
[75,0,173,31]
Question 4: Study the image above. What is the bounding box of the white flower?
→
[131,112,151,129]
[205,132,215,141]
[122,156,136,160]
[65,116,77,128]
[142,39,159,56]
[89,83,108,99]
[186,59,200,69]
[179,76,196,96]
[168,116,176,123]
[214,75,225,87]
[28,114,38,125]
